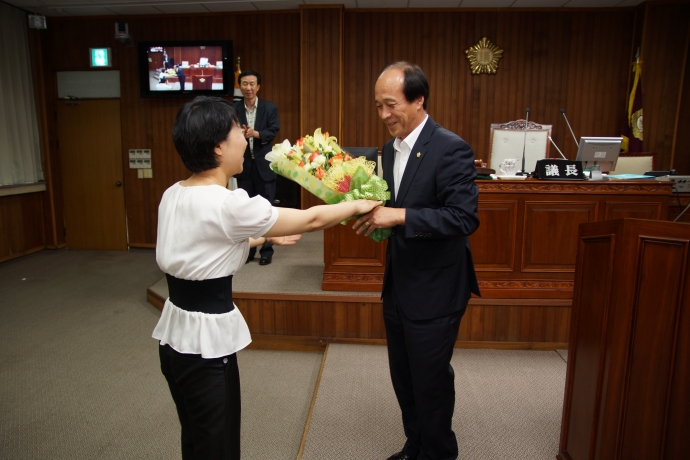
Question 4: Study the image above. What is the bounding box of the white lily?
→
[265,139,292,163]
[312,154,327,167]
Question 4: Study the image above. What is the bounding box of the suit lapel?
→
[255,99,265,130]
[394,117,435,207]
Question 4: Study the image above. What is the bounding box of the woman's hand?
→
[269,234,302,246]
[353,200,383,216]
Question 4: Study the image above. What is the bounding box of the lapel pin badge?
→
[416,152,421,158]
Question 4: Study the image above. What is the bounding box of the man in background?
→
[163,51,174,70]
[354,62,480,460]
[174,65,185,91]
[234,70,281,265]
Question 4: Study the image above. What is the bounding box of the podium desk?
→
[192,74,213,90]
[324,179,672,295]
[559,218,689,460]
[322,179,673,346]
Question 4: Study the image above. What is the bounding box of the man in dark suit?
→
[163,52,174,70]
[174,65,185,91]
[234,70,281,265]
[354,62,480,460]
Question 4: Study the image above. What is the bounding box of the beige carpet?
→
[0,248,321,460]
[302,344,567,460]
[1,248,569,460]
[238,349,322,459]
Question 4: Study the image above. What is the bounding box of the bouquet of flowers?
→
[265,128,391,242]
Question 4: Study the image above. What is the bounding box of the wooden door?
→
[57,99,127,251]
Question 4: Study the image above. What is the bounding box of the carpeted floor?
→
[302,344,567,460]
[1,248,568,460]
[0,248,321,460]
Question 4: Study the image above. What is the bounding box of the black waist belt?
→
[165,274,234,315]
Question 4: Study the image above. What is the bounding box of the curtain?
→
[0,3,43,186]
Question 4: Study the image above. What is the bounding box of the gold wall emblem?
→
[465,37,504,75]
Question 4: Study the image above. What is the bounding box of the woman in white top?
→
[153,96,380,460]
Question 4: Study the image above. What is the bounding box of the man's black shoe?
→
[386,452,416,460]
[259,256,272,265]
[245,255,255,264]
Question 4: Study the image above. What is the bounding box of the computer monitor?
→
[575,137,622,173]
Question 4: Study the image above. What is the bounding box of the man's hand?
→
[241,124,259,139]
[353,207,405,237]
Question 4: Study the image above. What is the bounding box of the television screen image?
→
[138,40,232,98]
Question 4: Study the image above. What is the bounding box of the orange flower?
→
[329,154,344,165]
[315,167,326,179]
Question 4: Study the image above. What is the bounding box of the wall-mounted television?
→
[137,40,233,98]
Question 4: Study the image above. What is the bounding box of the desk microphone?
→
[516,107,530,176]
[548,136,567,159]
[560,108,579,149]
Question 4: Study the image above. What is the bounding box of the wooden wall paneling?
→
[674,55,690,174]
[300,5,342,137]
[562,11,633,160]
[233,294,570,347]
[41,12,301,246]
[670,10,690,174]
[342,12,382,147]
[0,194,45,263]
[458,302,570,345]
[300,5,342,210]
[27,29,59,249]
[641,2,690,170]
[23,6,687,257]
[341,10,634,162]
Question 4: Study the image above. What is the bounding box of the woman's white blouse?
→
[152,183,279,358]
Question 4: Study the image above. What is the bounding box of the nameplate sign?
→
[534,159,585,180]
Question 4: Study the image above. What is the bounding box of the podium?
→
[192,74,213,90]
[558,219,690,460]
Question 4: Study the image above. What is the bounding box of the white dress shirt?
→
[393,115,428,198]
[244,98,258,157]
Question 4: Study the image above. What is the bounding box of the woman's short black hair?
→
[172,96,240,173]
[238,69,261,85]
[381,62,429,110]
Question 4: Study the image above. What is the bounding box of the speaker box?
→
[28,15,47,29]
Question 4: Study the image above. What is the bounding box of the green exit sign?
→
[90,48,111,68]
